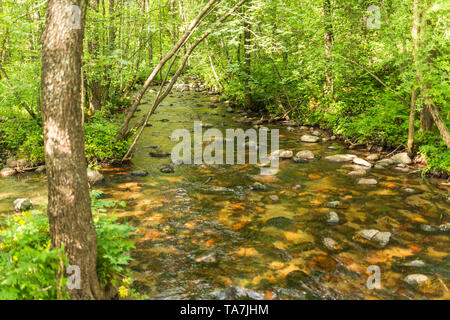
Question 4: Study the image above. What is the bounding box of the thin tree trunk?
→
[115,0,218,141]
[407,0,420,154]
[243,3,252,109]
[41,0,102,300]
[323,0,333,97]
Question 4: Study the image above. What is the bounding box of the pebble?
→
[403,274,429,287]
[131,170,149,177]
[357,178,378,185]
[159,164,174,173]
[353,157,372,168]
[348,170,367,177]
[357,229,391,247]
[323,237,340,251]
[293,150,315,162]
[404,188,415,193]
[14,198,32,212]
[251,182,266,191]
[404,260,426,268]
[327,201,341,208]
[326,211,339,225]
[300,135,320,143]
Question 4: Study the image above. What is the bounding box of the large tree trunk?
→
[41,0,102,300]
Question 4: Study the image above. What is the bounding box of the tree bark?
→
[41,0,102,300]
[323,0,334,97]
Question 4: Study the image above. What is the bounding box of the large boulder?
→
[1,168,16,177]
[300,135,320,143]
[325,154,356,162]
[14,198,32,212]
[87,170,104,185]
[391,152,412,165]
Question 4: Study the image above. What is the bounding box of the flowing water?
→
[0,89,449,300]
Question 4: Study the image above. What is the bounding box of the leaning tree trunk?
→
[41,0,102,300]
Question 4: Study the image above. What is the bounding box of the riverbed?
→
[1,89,449,300]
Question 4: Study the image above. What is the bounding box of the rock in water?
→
[323,237,340,251]
[14,198,32,212]
[293,150,315,161]
[300,135,320,143]
[272,150,293,159]
[250,182,266,191]
[131,170,149,177]
[265,217,294,230]
[326,211,339,225]
[439,223,450,232]
[87,170,104,185]
[357,178,378,185]
[377,158,394,167]
[352,157,372,168]
[348,170,367,177]
[35,165,46,174]
[391,152,412,165]
[1,167,16,177]
[366,154,379,161]
[327,201,341,208]
[159,164,174,173]
[356,229,391,247]
[403,274,429,287]
[325,154,356,162]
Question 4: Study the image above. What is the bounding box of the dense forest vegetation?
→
[0,0,448,300]
[0,0,449,173]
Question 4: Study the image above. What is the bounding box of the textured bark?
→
[420,103,434,131]
[41,0,102,299]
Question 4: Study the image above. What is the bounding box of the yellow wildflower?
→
[19,220,25,226]
[13,256,18,261]
[118,285,129,298]
[123,277,132,286]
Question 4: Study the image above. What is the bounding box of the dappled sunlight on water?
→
[0,89,448,300]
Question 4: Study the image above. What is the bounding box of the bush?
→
[0,192,135,300]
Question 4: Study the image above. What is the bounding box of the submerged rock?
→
[366,154,380,161]
[325,154,356,162]
[87,170,104,185]
[356,229,391,247]
[357,178,378,185]
[326,201,341,209]
[348,170,367,177]
[1,167,16,177]
[149,151,171,158]
[323,237,340,251]
[159,164,174,173]
[377,158,394,167]
[300,135,320,143]
[438,223,450,232]
[352,157,372,168]
[404,260,426,268]
[293,150,315,162]
[131,170,149,177]
[419,224,437,233]
[391,152,412,165]
[250,182,266,191]
[326,211,339,225]
[14,198,32,212]
[35,165,46,174]
[265,217,294,230]
[403,274,429,287]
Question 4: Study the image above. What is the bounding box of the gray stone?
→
[404,188,415,193]
[377,158,394,166]
[348,170,367,177]
[159,164,174,173]
[311,130,321,137]
[404,260,426,268]
[327,201,341,208]
[391,152,412,165]
[251,182,266,191]
[420,224,437,233]
[374,164,386,170]
[1,167,16,177]
[300,135,320,143]
[272,149,293,159]
[323,237,339,251]
[131,170,148,177]
[357,229,391,247]
[395,166,409,173]
[87,170,104,185]
[366,154,380,161]
[293,150,315,161]
[326,211,339,225]
[353,157,372,168]
[438,223,450,232]
[403,274,429,287]
[325,154,356,162]
[226,107,234,113]
[357,178,378,185]
[14,198,32,212]
[328,146,339,150]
